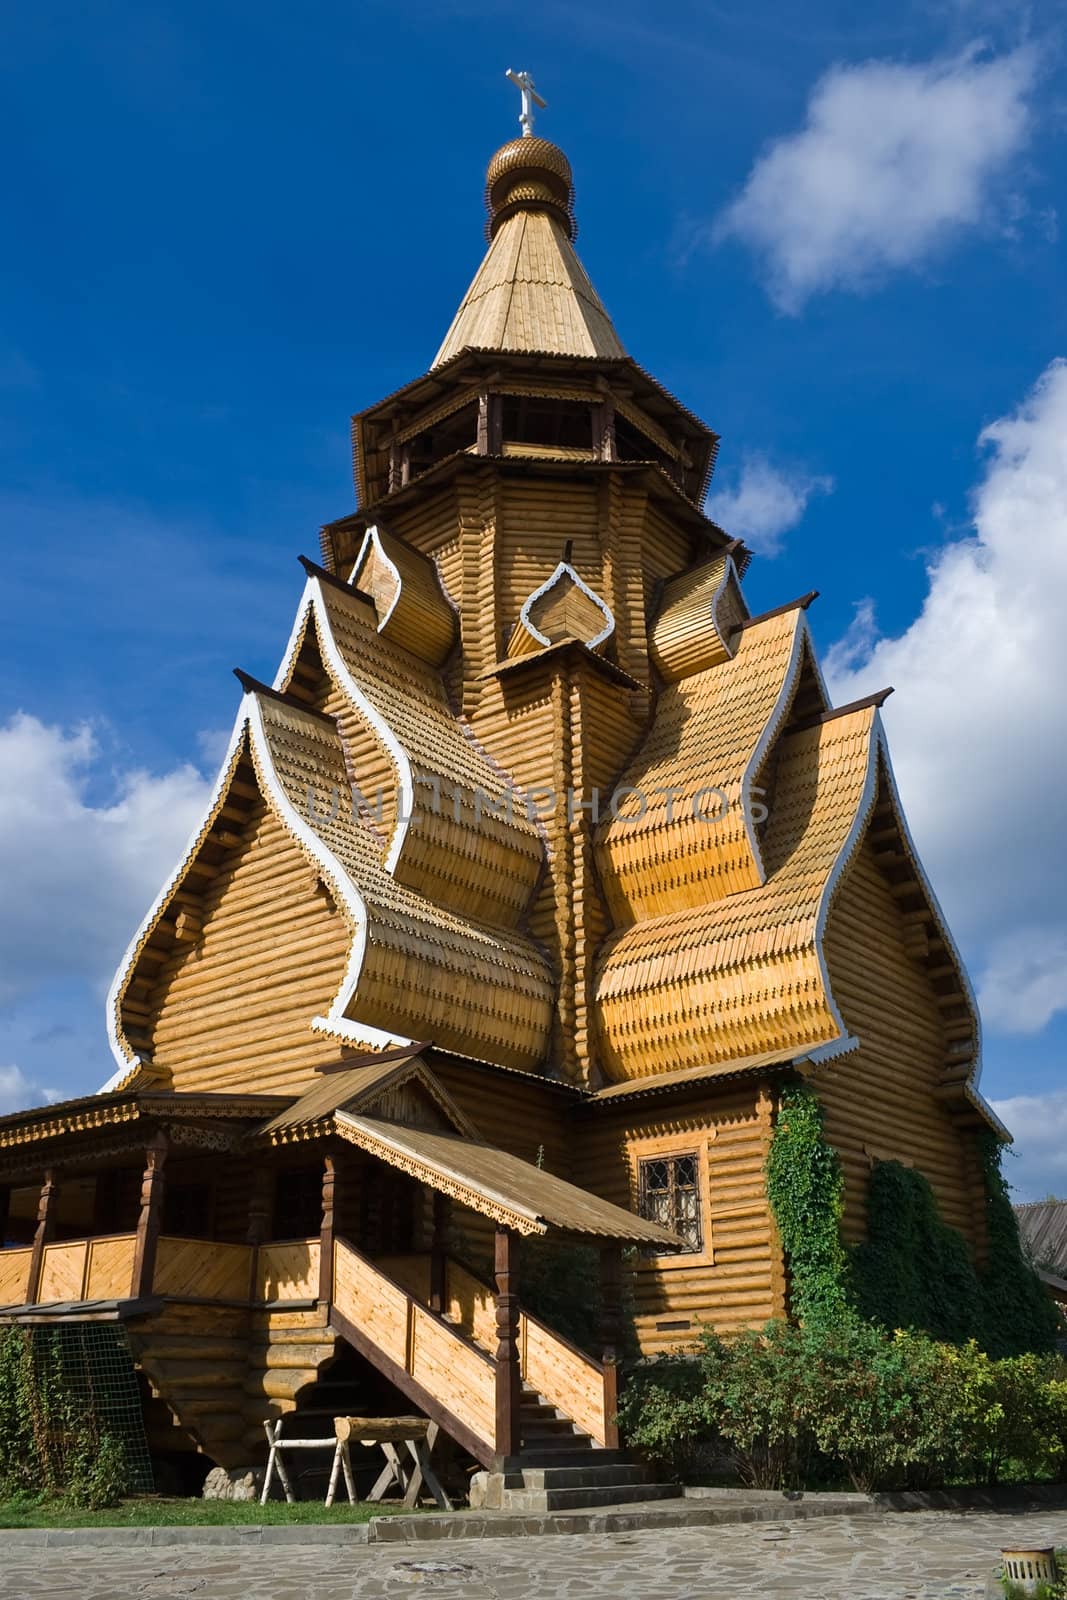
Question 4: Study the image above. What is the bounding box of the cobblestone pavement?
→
[1,1509,1064,1599]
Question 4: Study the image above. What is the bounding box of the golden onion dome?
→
[484,137,576,240]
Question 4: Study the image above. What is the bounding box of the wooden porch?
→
[0,1080,667,1475]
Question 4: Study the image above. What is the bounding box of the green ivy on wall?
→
[765,1084,1061,1356]
[976,1131,1063,1357]
[764,1084,852,1327]
[852,1161,983,1343]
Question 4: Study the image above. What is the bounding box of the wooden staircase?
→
[330,1241,678,1507]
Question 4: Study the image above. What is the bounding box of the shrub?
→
[978,1137,1063,1358]
[852,1162,983,1344]
[0,1327,131,1508]
[618,1319,1067,1492]
[696,1321,821,1489]
[614,1353,707,1479]
[798,1320,967,1492]
[949,1344,1066,1485]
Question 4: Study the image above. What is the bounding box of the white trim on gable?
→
[349,524,402,632]
[518,560,616,649]
[101,714,250,1091]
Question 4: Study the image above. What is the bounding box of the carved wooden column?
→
[599,1244,623,1450]
[131,1134,168,1300]
[246,1165,272,1302]
[494,1227,522,1461]
[429,1192,448,1314]
[318,1152,336,1305]
[0,1185,10,1249]
[26,1169,58,1304]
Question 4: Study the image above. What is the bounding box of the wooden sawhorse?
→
[328,1416,452,1510]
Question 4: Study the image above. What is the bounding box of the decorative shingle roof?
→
[595,706,882,1080]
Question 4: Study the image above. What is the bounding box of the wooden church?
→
[0,94,1005,1500]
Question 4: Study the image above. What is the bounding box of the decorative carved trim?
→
[333,1116,546,1237]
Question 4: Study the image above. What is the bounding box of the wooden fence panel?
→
[85,1234,137,1300]
[255,1240,319,1301]
[37,1242,87,1304]
[0,1248,33,1305]
[154,1237,251,1301]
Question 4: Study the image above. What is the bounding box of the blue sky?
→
[1,1,1064,1196]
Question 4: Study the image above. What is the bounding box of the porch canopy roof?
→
[334,1109,680,1247]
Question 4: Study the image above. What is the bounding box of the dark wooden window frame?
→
[637,1152,703,1254]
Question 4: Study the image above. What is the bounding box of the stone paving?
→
[0,1509,1064,1600]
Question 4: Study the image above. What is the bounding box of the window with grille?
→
[637,1153,702,1253]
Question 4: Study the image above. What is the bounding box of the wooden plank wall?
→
[581,1084,782,1354]
[817,839,982,1249]
[148,798,351,1096]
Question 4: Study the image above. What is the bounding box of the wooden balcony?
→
[0,1235,320,1310]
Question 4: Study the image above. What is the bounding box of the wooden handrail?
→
[331,1236,497,1467]
[445,1251,606,1377]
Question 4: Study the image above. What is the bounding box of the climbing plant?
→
[976,1133,1063,1357]
[765,1084,1062,1355]
[764,1084,852,1326]
[852,1161,983,1343]
[0,1324,145,1507]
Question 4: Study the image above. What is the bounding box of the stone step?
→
[500,1482,680,1512]
[517,1447,626,1469]
[521,1415,586,1436]
[505,1463,651,1491]
[520,1429,592,1450]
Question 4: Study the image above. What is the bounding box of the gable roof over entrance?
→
[334,1110,679,1245]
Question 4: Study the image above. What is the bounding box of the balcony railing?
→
[0,1235,320,1309]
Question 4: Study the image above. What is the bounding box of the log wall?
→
[581,1084,782,1354]
[148,797,351,1095]
[817,839,981,1249]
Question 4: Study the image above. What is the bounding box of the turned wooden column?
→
[131,1134,168,1299]
[318,1153,336,1305]
[0,1185,10,1249]
[26,1169,58,1304]
[599,1244,623,1450]
[494,1227,522,1461]
[429,1191,448,1314]
[246,1165,272,1301]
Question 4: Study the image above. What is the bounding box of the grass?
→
[0,1496,419,1528]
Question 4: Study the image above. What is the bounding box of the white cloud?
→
[979,929,1067,1035]
[826,359,1067,1034]
[0,1066,59,1115]
[715,46,1036,311]
[991,1091,1067,1203]
[0,713,213,1007]
[707,456,833,555]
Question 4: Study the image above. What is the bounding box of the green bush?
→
[0,1328,130,1508]
[948,1344,1067,1485]
[978,1136,1063,1357]
[696,1320,820,1488]
[766,1085,1063,1356]
[618,1318,1067,1492]
[613,1354,707,1479]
